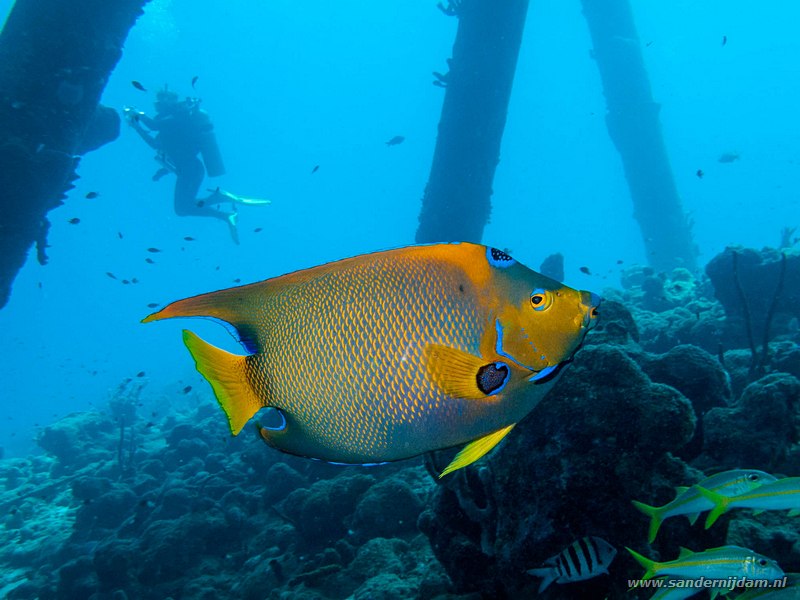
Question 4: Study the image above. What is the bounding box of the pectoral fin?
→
[439,424,515,478]
[424,345,510,399]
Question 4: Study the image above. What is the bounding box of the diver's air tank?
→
[198,128,225,177]
[193,107,226,177]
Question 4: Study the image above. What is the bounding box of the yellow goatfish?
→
[143,243,599,476]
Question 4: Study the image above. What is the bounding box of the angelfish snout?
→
[581,291,601,329]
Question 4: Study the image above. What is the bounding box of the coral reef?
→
[1,244,799,599]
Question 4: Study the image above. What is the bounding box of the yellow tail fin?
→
[182,330,262,435]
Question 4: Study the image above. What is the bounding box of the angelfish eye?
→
[757,558,768,567]
[530,289,552,311]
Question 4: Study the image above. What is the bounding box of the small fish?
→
[696,476,800,528]
[106,272,117,280]
[122,279,131,285]
[147,303,159,308]
[118,232,124,239]
[718,151,740,163]
[131,80,147,92]
[184,236,196,242]
[197,200,205,207]
[182,385,192,394]
[527,537,617,593]
[233,278,241,283]
[254,227,263,233]
[632,469,777,543]
[147,248,161,253]
[143,243,599,476]
[385,135,405,146]
[616,260,624,265]
[696,169,704,178]
[311,165,319,174]
[627,545,784,583]
[645,41,653,47]
[722,35,727,46]
[191,75,199,89]
[145,421,155,428]
[579,266,591,275]
[136,371,146,377]
[85,192,99,199]
[145,258,155,264]
[68,218,81,225]
[131,278,139,284]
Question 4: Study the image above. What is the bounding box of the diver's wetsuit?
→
[142,103,229,221]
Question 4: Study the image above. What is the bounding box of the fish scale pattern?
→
[246,251,486,462]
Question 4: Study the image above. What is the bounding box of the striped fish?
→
[527,536,617,593]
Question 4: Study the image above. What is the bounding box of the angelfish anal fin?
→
[439,424,515,478]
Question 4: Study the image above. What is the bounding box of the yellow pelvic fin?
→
[182,330,262,435]
[424,344,491,400]
[439,424,515,478]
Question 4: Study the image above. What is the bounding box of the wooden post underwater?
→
[0,0,151,308]
[416,0,530,245]
[581,0,698,271]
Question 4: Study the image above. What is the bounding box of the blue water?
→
[0,0,798,457]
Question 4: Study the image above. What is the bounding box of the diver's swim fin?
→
[207,187,272,206]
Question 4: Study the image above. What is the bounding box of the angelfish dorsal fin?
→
[439,424,515,478]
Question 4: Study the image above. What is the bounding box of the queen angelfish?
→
[143,243,599,477]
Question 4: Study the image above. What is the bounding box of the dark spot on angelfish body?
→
[477,363,509,395]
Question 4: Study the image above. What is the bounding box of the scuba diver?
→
[125,87,242,243]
